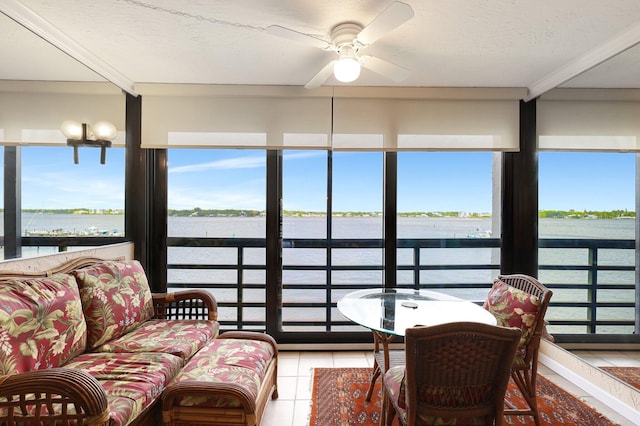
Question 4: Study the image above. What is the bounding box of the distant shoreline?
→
[14,208,636,219]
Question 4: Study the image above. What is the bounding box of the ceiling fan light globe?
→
[334,58,361,82]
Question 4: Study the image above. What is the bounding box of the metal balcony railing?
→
[164,236,637,336]
[14,235,637,338]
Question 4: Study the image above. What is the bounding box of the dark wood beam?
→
[147,149,168,292]
[265,150,283,336]
[125,95,148,265]
[501,99,538,276]
[384,151,398,287]
[3,146,21,259]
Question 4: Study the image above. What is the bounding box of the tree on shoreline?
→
[11,208,634,219]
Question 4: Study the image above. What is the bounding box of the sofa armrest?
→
[0,368,110,425]
[152,290,218,321]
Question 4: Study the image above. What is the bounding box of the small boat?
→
[467,229,492,238]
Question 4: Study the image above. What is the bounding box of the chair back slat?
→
[403,322,521,425]
[497,274,553,364]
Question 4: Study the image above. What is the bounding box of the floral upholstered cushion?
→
[483,279,541,356]
[170,338,275,408]
[384,366,492,425]
[0,273,86,374]
[384,366,405,408]
[65,351,183,426]
[94,319,219,361]
[73,260,154,350]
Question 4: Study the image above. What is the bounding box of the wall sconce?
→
[60,120,117,164]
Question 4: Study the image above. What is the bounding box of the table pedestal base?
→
[366,331,404,401]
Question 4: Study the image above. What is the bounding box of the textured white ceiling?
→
[2,0,640,98]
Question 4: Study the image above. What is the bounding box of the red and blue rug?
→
[309,367,617,425]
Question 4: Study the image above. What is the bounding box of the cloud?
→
[169,156,264,173]
[283,151,325,160]
[169,151,325,174]
[168,185,265,210]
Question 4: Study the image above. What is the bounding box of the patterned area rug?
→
[309,367,617,426]
[600,366,640,390]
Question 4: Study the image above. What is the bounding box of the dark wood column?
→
[125,94,144,260]
[124,96,148,278]
[384,151,398,287]
[265,150,283,336]
[3,146,21,259]
[126,93,168,291]
[501,99,538,276]
[147,149,168,292]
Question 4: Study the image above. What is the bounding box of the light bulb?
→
[60,120,83,140]
[334,57,361,82]
[92,120,117,141]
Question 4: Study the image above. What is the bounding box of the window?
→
[332,151,384,330]
[20,146,125,258]
[167,149,266,330]
[397,152,498,299]
[539,151,635,334]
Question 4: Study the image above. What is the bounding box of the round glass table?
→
[337,288,497,336]
[337,288,497,401]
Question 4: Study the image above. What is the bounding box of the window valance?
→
[331,97,519,151]
[538,89,640,152]
[141,93,332,149]
[0,83,125,147]
[139,85,522,151]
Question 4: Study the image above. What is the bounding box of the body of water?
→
[15,213,635,240]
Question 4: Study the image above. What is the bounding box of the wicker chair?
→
[381,322,521,426]
[484,274,553,426]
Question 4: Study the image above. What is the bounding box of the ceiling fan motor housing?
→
[331,22,364,50]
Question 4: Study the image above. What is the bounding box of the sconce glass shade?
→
[334,57,361,82]
[61,119,115,165]
[60,120,83,140]
[92,120,117,141]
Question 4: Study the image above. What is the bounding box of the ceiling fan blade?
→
[356,1,414,46]
[265,25,331,50]
[361,55,410,82]
[305,60,338,89]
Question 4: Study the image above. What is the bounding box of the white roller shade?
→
[538,90,640,151]
[332,98,519,151]
[0,84,125,147]
[140,85,523,151]
[142,94,332,149]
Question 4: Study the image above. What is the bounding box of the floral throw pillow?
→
[73,260,154,350]
[0,273,87,375]
[483,279,541,356]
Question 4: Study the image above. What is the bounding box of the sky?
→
[9,147,636,213]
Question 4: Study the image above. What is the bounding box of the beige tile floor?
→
[261,350,639,426]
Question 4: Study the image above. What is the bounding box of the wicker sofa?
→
[0,248,278,426]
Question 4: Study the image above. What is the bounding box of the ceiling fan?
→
[266,1,414,89]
